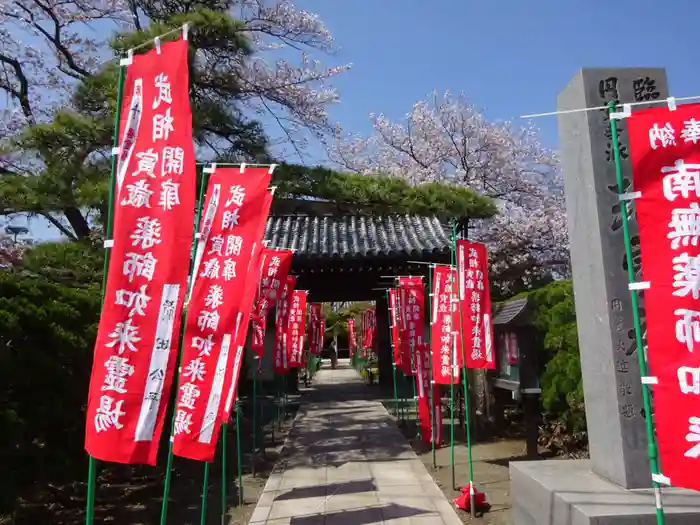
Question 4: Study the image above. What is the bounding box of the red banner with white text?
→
[309,303,323,355]
[456,240,495,369]
[273,276,296,374]
[399,277,426,373]
[251,249,293,356]
[219,191,273,424]
[85,39,196,465]
[389,289,402,367]
[318,316,325,353]
[432,265,461,384]
[628,102,700,491]
[288,291,308,368]
[415,343,440,447]
[347,317,356,357]
[171,166,272,462]
[396,284,412,375]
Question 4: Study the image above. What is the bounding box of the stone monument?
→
[509,68,700,524]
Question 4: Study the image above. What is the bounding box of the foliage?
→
[20,237,105,285]
[1,0,349,238]
[328,91,568,294]
[322,301,372,341]
[0,269,101,511]
[272,163,496,220]
[522,280,586,454]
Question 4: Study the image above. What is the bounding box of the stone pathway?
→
[248,360,464,524]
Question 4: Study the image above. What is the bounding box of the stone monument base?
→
[510,459,700,525]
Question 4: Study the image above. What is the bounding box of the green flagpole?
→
[449,233,457,490]
[450,364,455,489]
[85,60,127,525]
[236,398,244,506]
[427,266,437,469]
[252,355,259,476]
[221,421,228,524]
[200,461,210,525]
[160,167,210,525]
[608,102,665,525]
[454,222,476,517]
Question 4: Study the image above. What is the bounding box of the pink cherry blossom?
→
[0,0,350,158]
[327,91,570,288]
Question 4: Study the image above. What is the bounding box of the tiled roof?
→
[492,297,530,326]
[263,214,451,260]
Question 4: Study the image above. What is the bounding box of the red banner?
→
[415,343,440,447]
[396,284,411,375]
[85,39,196,465]
[432,265,461,384]
[171,166,272,462]
[220,192,273,424]
[309,303,323,355]
[347,317,356,357]
[318,316,325,353]
[628,102,700,491]
[369,308,376,349]
[360,309,375,358]
[273,276,296,374]
[399,277,426,371]
[389,289,402,367]
[288,290,308,368]
[251,249,293,356]
[456,240,495,369]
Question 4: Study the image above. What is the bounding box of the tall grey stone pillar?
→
[557,68,669,489]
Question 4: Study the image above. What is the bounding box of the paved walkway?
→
[249,360,463,525]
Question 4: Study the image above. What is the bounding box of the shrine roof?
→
[492,297,531,326]
[263,214,451,261]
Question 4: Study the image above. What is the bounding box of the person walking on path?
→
[329,339,338,369]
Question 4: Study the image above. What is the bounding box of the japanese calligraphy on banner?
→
[627,102,700,491]
[171,166,272,462]
[85,39,196,465]
[309,303,323,355]
[347,317,357,357]
[318,316,325,353]
[251,248,293,356]
[398,276,426,374]
[456,240,495,370]
[415,343,441,447]
[288,291,308,368]
[396,284,412,375]
[388,289,402,367]
[431,265,461,385]
[273,276,296,374]
[220,191,273,424]
[361,308,376,358]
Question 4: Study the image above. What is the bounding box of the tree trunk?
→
[63,206,91,240]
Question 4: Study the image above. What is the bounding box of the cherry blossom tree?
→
[0,0,350,238]
[0,234,24,267]
[328,91,569,294]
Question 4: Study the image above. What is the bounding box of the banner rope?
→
[520,94,700,119]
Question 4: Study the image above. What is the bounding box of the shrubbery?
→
[0,244,102,512]
[528,280,587,456]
